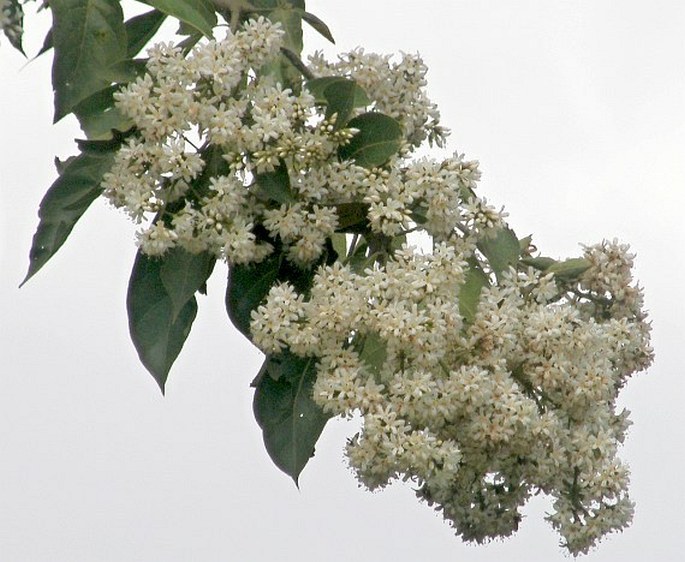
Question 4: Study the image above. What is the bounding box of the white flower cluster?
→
[308,48,449,149]
[101,17,459,265]
[250,239,653,555]
[99,17,653,555]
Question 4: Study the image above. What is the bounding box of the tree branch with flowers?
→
[3,0,654,556]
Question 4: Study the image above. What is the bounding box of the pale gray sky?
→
[2,1,684,560]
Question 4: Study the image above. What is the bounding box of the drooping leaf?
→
[253,160,295,204]
[21,147,117,285]
[140,0,216,38]
[159,248,216,321]
[477,227,521,281]
[459,261,490,324]
[125,9,167,57]
[51,0,128,122]
[226,251,281,338]
[338,112,403,168]
[253,351,330,484]
[546,257,592,281]
[302,11,334,43]
[127,250,199,392]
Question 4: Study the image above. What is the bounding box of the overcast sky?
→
[1,1,684,560]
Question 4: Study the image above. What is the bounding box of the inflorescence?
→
[101,18,653,556]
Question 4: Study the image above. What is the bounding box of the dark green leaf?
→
[302,11,334,43]
[306,76,370,109]
[253,351,330,484]
[546,257,592,280]
[125,9,166,57]
[127,250,199,392]
[226,251,281,338]
[253,160,295,204]
[74,126,136,152]
[175,31,203,55]
[21,148,116,285]
[459,261,489,324]
[51,0,128,122]
[335,202,369,232]
[338,112,403,168]
[36,28,53,58]
[140,0,216,38]
[160,248,215,321]
[477,227,521,281]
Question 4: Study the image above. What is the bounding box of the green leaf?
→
[262,7,304,89]
[253,351,330,484]
[253,160,296,204]
[546,257,592,281]
[521,256,557,271]
[2,0,25,55]
[36,28,53,58]
[160,248,215,321]
[477,227,521,281]
[51,0,128,122]
[73,86,133,140]
[226,251,281,338]
[459,261,490,324]
[22,147,116,285]
[323,78,357,127]
[125,9,167,57]
[347,239,373,274]
[140,0,216,38]
[359,331,387,375]
[335,202,368,232]
[306,77,370,111]
[302,11,334,43]
[175,31,203,55]
[106,58,147,84]
[74,127,136,152]
[331,233,347,260]
[127,250,199,392]
[518,234,533,252]
[338,112,403,168]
